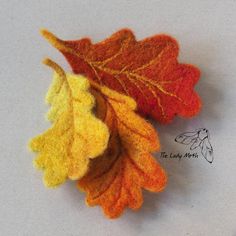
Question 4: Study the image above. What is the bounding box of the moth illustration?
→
[175,128,214,163]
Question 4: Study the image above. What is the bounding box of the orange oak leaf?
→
[78,81,167,218]
[41,29,201,124]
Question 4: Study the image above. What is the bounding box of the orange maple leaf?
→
[41,29,201,124]
[78,81,167,218]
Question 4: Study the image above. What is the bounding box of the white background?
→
[0,0,235,235]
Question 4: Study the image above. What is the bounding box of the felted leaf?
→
[29,59,109,187]
[78,81,167,218]
[41,29,201,124]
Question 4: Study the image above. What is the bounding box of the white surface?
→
[0,0,235,235]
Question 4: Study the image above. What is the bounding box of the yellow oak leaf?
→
[29,59,109,187]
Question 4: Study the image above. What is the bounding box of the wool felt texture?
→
[78,77,167,218]
[29,59,109,187]
[41,28,201,124]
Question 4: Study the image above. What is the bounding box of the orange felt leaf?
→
[41,28,201,124]
[78,83,167,218]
